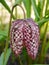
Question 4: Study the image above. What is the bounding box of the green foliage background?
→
[0,0,49,65]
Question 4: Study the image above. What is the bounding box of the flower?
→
[10,18,40,59]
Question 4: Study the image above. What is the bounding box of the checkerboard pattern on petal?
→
[10,18,40,59]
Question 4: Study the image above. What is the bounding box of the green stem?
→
[39,22,48,63]
[12,4,26,19]
[3,4,25,65]
[40,0,45,19]
[37,0,49,63]
[2,7,12,65]
[39,0,48,63]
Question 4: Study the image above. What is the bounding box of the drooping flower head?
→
[10,18,40,59]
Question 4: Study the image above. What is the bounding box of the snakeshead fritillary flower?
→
[10,18,40,59]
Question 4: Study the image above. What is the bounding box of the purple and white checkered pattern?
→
[10,18,40,59]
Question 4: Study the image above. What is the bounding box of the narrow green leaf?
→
[0,30,7,37]
[31,0,40,20]
[39,0,45,9]
[4,48,11,65]
[0,35,3,40]
[45,0,49,16]
[0,0,11,13]
[0,0,15,19]
[37,17,49,27]
[0,52,4,65]
[39,0,45,18]
[44,41,49,55]
[0,48,11,65]
[37,1,41,16]
[0,30,8,41]
[45,10,49,16]
[23,0,31,18]
[38,22,48,63]
[15,0,22,4]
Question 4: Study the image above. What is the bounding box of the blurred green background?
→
[0,0,49,65]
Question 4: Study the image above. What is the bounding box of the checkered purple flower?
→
[10,18,40,59]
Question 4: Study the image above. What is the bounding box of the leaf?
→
[0,0,15,19]
[37,1,41,16]
[23,0,31,18]
[0,0,11,13]
[15,0,22,4]
[0,35,3,40]
[39,0,45,18]
[31,0,40,20]
[0,48,11,65]
[45,0,49,16]
[38,22,48,63]
[45,10,49,16]
[39,0,45,11]
[0,53,4,65]
[37,17,49,28]
[0,30,7,41]
[39,0,45,9]
[44,41,49,55]
[0,30,7,37]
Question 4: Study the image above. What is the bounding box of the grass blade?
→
[37,17,49,28]
[44,41,49,55]
[38,22,48,63]
[15,0,22,4]
[31,0,40,20]
[23,0,31,18]
[0,0,15,19]
[0,48,11,65]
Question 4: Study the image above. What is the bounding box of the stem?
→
[38,0,48,63]
[40,0,45,19]
[39,0,48,63]
[3,4,25,65]
[12,4,26,19]
[39,22,48,63]
[18,55,23,65]
[2,7,12,65]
